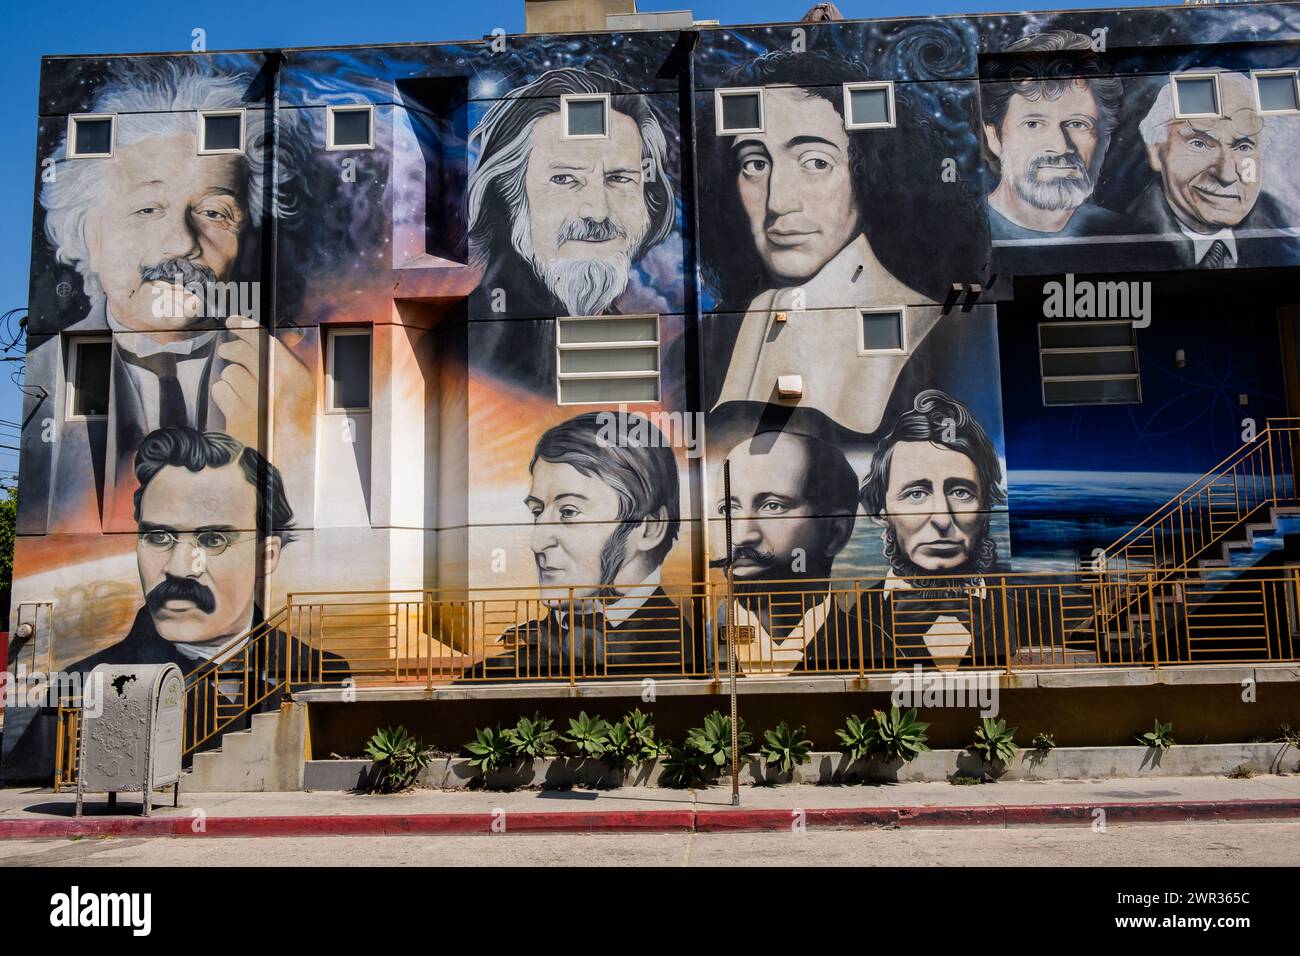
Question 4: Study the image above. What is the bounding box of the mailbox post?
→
[75,663,184,817]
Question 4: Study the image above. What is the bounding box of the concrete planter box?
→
[302,742,1298,791]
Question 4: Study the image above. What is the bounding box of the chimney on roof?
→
[800,2,844,21]
[525,0,638,33]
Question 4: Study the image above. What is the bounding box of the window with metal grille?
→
[1039,320,1141,406]
[556,315,660,405]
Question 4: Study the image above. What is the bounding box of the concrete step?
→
[184,705,307,792]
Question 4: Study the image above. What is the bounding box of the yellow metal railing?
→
[48,422,1300,774]
[47,564,1300,782]
[1101,420,1300,576]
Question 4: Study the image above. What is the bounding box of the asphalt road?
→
[2,820,1297,866]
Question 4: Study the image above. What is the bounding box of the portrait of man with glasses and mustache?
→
[68,427,348,682]
[3,427,347,776]
[980,31,1126,241]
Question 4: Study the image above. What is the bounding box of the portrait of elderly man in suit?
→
[478,411,701,680]
[1130,70,1295,269]
[40,62,310,443]
[980,30,1126,239]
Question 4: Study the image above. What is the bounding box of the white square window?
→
[1171,73,1221,118]
[327,105,375,151]
[715,88,764,135]
[561,94,610,139]
[67,114,114,159]
[66,337,113,420]
[1253,70,1300,115]
[859,308,907,354]
[327,329,372,411]
[556,315,661,405]
[198,109,245,154]
[844,82,896,130]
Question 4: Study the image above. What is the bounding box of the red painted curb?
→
[1,798,1297,839]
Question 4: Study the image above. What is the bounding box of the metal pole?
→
[724,460,739,807]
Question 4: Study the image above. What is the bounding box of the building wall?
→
[11,3,1300,678]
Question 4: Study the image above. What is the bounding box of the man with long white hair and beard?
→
[466,68,676,389]
[980,30,1126,239]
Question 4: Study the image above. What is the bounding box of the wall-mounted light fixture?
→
[1174,348,1186,368]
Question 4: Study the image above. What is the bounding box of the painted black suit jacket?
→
[473,588,707,680]
[1126,181,1300,270]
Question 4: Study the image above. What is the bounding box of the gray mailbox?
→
[75,663,184,817]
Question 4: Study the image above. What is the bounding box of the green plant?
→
[1137,719,1175,752]
[603,710,668,768]
[622,708,666,759]
[504,712,559,759]
[686,711,754,770]
[464,726,517,774]
[970,717,1018,765]
[1280,723,1300,747]
[563,711,611,758]
[660,744,712,789]
[868,706,931,764]
[364,725,432,793]
[1226,763,1255,779]
[1031,732,1056,753]
[760,721,814,774]
[950,773,983,786]
[835,714,875,761]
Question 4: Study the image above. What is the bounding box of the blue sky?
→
[0,0,1171,484]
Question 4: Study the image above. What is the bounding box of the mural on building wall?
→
[979,31,1300,276]
[8,0,1300,757]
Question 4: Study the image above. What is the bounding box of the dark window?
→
[1257,73,1300,113]
[720,91,762,132]
[565,98,606,137]
[72,117,113,157]
[202,113,243,152]
[331,108,373,148]
[848,86,892,127]
[330,332,371,409]
[1039,321,1141,407]
[861,311,904,351]
[70,340,112,417]
[1174,75,1219,116]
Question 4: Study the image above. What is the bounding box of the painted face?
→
[527,458,631,601]
[136,461,275,645]
[84,132,246,334]
[1149,81,1263,231]
[880,441,985,573]
[524,110,650,262]
[990,81,1103,213]
[718,434,837,582]
[732,87,860,283]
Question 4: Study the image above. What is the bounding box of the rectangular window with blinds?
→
[555,315,660,405]
[1039,320,1141,406]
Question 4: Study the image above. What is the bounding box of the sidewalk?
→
[3,774,1300,837]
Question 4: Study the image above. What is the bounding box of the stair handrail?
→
[1102,424,1290,566]
[182,604,292,757]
